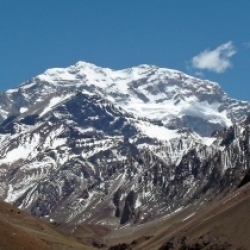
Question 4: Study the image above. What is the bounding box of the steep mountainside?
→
[0,87,250,229]
[0,91,208,226]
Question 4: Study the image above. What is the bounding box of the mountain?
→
[0,61,250,234]
[1,61,250,136]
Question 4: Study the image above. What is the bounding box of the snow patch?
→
[20,107,28,113]
[40,94,74,117]
[136,122,180,141]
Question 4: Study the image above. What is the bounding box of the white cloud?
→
[191,41,236,73]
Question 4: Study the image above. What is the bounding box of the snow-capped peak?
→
[1,61,250,136]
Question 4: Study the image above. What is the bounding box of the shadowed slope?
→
[0,199,94,250]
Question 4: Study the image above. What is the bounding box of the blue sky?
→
[1,1,250,101]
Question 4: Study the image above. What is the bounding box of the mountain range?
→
[0,61,250,249]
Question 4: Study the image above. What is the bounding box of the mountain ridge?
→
[1,61,250,136]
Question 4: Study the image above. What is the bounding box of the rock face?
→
[0,61,249,228]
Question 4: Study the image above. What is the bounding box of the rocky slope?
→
[0,91,249,229]
[0,91,207,227]
[107,181,250,250]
